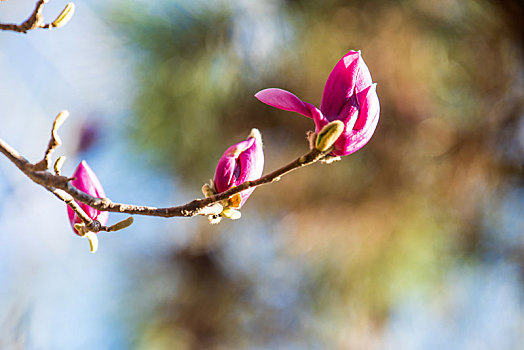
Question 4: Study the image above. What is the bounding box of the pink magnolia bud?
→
[213,128,264,208]
[255,50,380,156]
[67,161,108,235]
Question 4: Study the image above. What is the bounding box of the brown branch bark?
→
[0,134,325,218]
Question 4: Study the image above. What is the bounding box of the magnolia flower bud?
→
[213,128,264,209]
[67,161,108,235]
[255,50,380,156]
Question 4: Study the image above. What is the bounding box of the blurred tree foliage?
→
[111,1,299,179]
[112,0,523,348]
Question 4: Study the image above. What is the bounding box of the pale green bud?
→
[52,3,75,28]
[315,120,345,152]
[107,217,134,232]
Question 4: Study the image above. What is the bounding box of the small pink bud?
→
[255,50,380,156]
[67,161,108,235]
[213,128,264,208]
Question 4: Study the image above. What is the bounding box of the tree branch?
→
[0,0,75,33]
[0,111,329,222]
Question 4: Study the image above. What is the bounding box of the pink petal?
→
[334,96,359,129]
[310,105,329,133]
[255,88,313,118]
[213,138,256,193]
[354,83,379,132]
[213,131,264,208]
[213,156,238,193]
[320,51,373,120]
[332,84,380,156]
[224,138,255,157]
[236,136,264,206]
[236,143,263,186]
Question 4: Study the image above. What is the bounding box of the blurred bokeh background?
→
[1,0,524,348]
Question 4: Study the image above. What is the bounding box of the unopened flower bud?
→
[315,120,345,152]
[52,3,75,28]
[208,129,264,222]
[107,217,134,232]
[67,161,108,235]
[201,183,215,198]
[213,128,264,209]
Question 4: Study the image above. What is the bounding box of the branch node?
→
[74,220,100,253]
[87,219,102,232]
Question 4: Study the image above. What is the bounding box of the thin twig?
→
[0,130,100,231]
[0,0,75,33]
[51,187,108,233]
[32,111,69,171]
[0,125,327,219]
